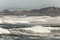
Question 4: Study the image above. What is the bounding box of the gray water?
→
[0,15,60,40]
[0,24,59,40]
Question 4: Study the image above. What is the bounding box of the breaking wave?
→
[0,15,60,40]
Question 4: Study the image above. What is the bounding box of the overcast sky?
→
[0,0,60,9]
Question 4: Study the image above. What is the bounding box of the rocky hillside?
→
[29,7,60,16]
[0,7,60,16]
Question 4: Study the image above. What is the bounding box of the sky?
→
[0,0,60,9]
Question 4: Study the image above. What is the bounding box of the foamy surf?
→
[20,25,52,33]
[0,28,10,34]
[0,16,60,40]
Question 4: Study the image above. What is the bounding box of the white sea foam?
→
[0,16,60,24]
[20,25,52,33]
[0,28,10,34]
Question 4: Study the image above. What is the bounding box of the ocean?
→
[0,15,60,40]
